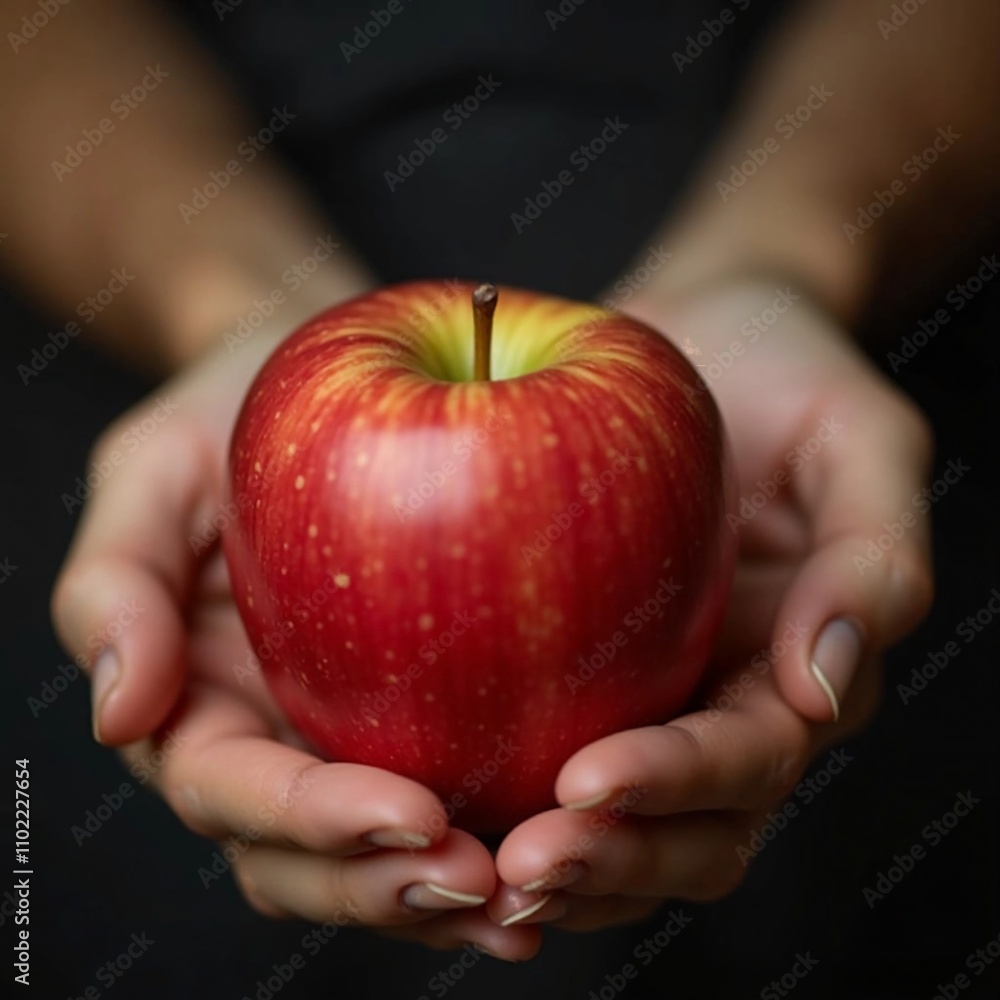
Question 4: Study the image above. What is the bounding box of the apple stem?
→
[472,283,498,381]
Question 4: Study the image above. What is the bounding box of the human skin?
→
[15,0,993,959]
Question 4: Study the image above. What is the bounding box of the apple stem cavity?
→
[472,283,498,381]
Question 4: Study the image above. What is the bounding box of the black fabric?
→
[2,2,997,997]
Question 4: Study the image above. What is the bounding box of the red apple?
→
[223,280,736,832]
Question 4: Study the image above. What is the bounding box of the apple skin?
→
[223,281,737,833]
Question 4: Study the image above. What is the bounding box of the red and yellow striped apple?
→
[223,281,736,832]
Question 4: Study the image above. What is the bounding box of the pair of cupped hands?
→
[52,279,933,962]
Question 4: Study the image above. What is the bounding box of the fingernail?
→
[91,649,121,743]
[500,894,563,927]
[521,862,585,893]
[563,789,611,811]
[401,883,487,910]
[810,618,863,723]
[365,829,431,850]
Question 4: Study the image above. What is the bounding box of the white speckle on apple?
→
[356,453,369,467]
[247,595,254,608]
[543,433,559,447]
[477,687,488,697]
[384,650,395,660]
[308,524,318,538]
[295,475,305,490]
[369,717,380,727]
[322,545,332,557]
[418,613,434,631]
[253,461,262,473]
[345,640,354,649]
[286,443,296,456]
[449,542,467,558]
[609,416,624,429]
[414,557,427,571]
[334,572,350,588]
[310,419,321,433]
[325,469,336,482]
[424,692,435,702]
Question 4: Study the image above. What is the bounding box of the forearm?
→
[639,0,1000,326]
[0,0,372,371]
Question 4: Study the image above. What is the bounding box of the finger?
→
[496,808,748,902]
[551,668,816,817]
[130,683,451,854]
[52,414,216,744]
[775,392,935,722]
[484,884,568,928]
[233,828,496,927]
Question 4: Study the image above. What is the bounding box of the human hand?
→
[51,325,542,960]
[488,278,935,931]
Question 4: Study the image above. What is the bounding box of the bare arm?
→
[0,0,372,371]
[638,0,1000,324]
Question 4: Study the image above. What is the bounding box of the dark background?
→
[1,2,997,997]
